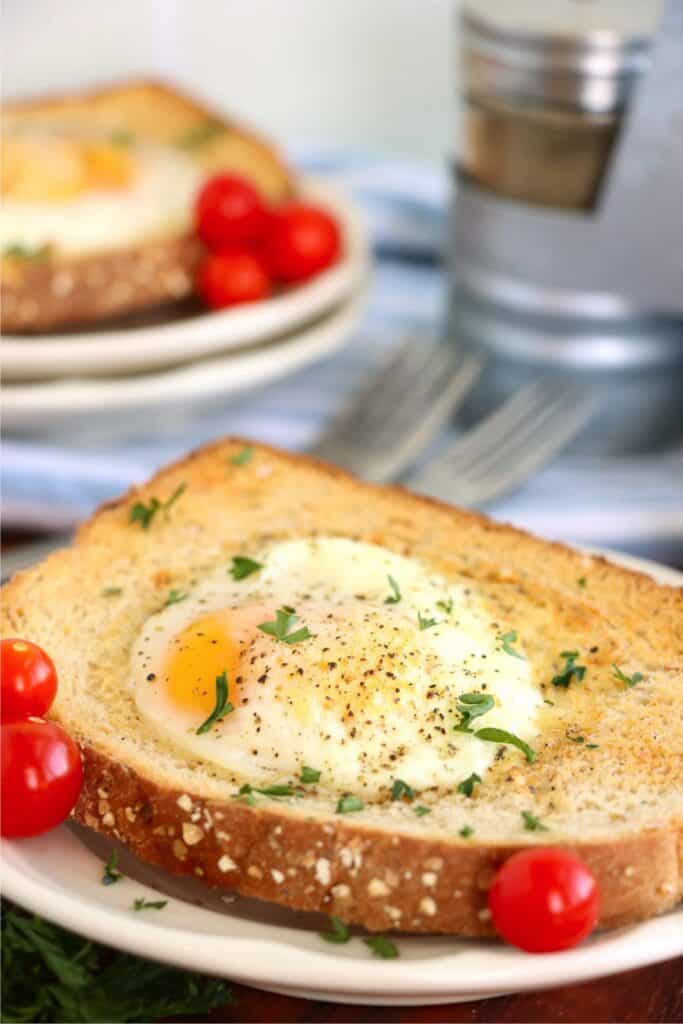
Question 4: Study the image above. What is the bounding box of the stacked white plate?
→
[2,178,370,436]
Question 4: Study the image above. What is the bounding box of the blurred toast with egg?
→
[2,439,681,937]
[1,79,291,332]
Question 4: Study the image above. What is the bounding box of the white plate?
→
[2,177,370,381]
[2,287,367,437]
[2,549,681,1006]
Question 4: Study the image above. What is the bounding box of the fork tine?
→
[445,383,581,479]
[312,338,435,457]
[463,393,596,504]
[359,353,484,482]
[413,380,596,505]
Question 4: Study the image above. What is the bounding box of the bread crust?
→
[3,437,682,936]
[2,78,292,332]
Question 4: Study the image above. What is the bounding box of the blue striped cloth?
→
[3,150,682,563]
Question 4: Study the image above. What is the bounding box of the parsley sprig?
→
[258,607,311,645]
[300,765,321,784]
[163,589,188,608]
[436,597,454,615]
[129,482,186,530]
[391,778,415,802]
[336,794,364,814]
[475,727,536,763]
[613,664,644,688]
[521,810,548,832]
[101,851,122,886]
[195,672,233,735]
[229,446,253,466]
[457,772,481,798]
[500,630,525,659]
[320,916,351,944]
[454,691,494,733]
[384,574,401,605]
[551,650,587,688]
[132,898,168,911]
[1,900,230,1022]
[229,556,263,580]
[364,935,399,959]
[418,612,438,631]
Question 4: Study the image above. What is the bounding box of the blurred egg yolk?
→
[161,606,270,717]
[2,136,134,201]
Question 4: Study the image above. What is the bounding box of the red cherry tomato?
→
[488,847,599,952]
[196,174,269,249]
[196,249,272,310]
[264,203,341,283]
[2,638,58,723]
[1,719,83,838]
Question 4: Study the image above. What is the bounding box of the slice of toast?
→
[2,439,681,937]
[1,80,292,333]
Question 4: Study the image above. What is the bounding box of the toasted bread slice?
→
[2,439,681,937]
[1,80,292,332]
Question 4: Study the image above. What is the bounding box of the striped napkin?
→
[3,149,682,565]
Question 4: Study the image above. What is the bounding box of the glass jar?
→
[459,0,659,210]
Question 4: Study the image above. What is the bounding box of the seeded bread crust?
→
[2,79,292,333]
[2,438,682,936]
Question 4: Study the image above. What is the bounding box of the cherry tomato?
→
[264,203,341,283]
[2,638,58,723]
[488,847,599,952]
[1,718,83,838]
[196,174,269,249]
[196,249,271,310]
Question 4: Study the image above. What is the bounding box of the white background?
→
[3,0,456,161]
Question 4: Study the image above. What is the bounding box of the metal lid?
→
[462,0,661,112]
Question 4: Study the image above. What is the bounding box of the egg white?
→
[130,538,541,798]
[1,139,203,256]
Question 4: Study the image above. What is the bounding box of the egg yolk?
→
[2,135,134,201]
[161,606,270,717]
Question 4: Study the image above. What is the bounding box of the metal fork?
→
[410,377,597,505]
[309,338,484,482]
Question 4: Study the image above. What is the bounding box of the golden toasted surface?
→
[2,438,681,934]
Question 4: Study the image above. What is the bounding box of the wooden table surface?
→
[4,530,682,1023]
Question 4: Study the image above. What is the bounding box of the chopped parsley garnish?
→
[436,597,454,615]
[133,898,168,911]
[500,630,525,659]
[571,736,600,749]
[320,916,351,944]
[110,129,133,146]
[101,586,122,597]
[613,664,644,688]
[521,810,548,832]
[258,607,311,644]
[229,446,254,466]
[195,672,233,735]
[3,242,50,262]
[229,555,263,580]
[300,765,321,784]
[577,576,587,587]
[163,589,188,608]
[551,650,587,688]
[239,783,298,798]
[384,574,401,605]
[391,778,415,802]
[418,612,438,631]
[457,772,481,798]
[364,935,399,959]
[474,727,536,763]
[233,788,256,806]
[336,794,364,814]
[414,805,431,817]
[102,851,122,886]
[129,482,186,530]
[454,691,494,733]
[586,743,600,749]
[459,825,474,838]
[177,119,224,149]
